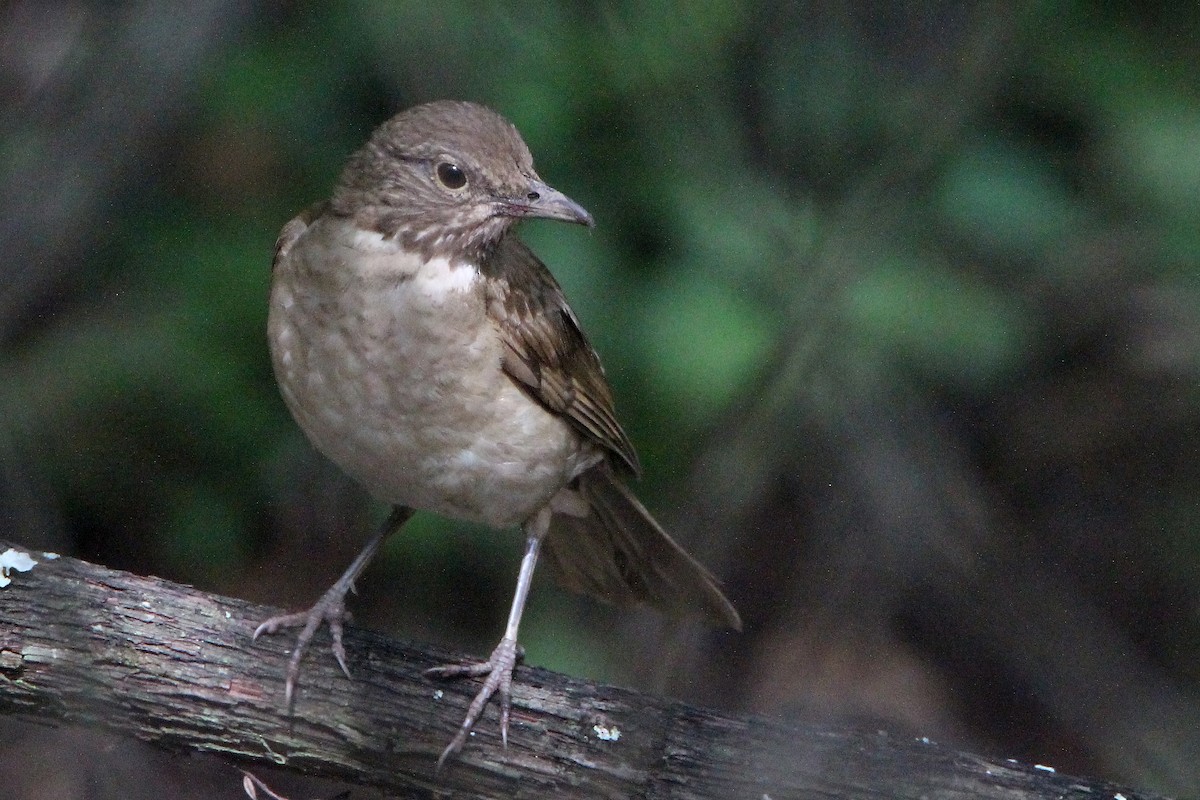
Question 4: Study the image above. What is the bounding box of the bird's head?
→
[332,100,592,262]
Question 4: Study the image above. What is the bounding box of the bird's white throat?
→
[349,227,480,297]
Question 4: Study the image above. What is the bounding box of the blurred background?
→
[2,1,1199,797]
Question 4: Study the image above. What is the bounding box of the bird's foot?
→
[426,636,524,768]
[252,583,354,712]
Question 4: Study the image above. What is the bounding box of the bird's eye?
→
[435,162,467,190]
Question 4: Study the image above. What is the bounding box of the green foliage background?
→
[2,1,1199,795]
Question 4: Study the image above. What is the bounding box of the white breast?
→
[269,217,598,528]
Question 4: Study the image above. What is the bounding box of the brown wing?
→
[481,236,640,475]
[272,201,327,271]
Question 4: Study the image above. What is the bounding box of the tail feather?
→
[542,466,742,630]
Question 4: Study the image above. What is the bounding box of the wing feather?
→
[481,237,640,474]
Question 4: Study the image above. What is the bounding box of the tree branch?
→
[0,541,1164,799]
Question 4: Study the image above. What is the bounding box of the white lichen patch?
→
[592,723,621,742]
[0,548,37,588]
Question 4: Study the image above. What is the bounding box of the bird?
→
[256,99,741,768]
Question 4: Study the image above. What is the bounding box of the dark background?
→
[2,1,1199,797]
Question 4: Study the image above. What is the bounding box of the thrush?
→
[257,99,741,767]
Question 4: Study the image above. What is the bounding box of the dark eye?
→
[435,162,467,189]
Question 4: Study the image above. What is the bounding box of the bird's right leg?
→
[253,504,414,712]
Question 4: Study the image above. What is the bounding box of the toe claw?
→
[329,619,351,678]
[499,695,510,749]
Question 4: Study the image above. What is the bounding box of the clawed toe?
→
[251,515,407,712]
[429,637,522,769]
[253,591,353,710]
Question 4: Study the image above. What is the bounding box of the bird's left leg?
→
[426,504,551,768]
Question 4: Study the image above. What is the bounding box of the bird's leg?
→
[426,505,551,768]
[254,505,414,712]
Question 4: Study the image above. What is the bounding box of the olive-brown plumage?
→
[257,100,739,768]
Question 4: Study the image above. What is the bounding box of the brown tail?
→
[542,465,742,630]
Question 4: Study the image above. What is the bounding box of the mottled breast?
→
[268,215,599,528]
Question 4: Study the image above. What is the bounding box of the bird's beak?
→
[499,179,594,227]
